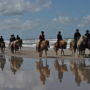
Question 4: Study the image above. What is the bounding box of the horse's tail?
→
[54,42,58,51]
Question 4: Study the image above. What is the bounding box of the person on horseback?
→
[10,34,16,43]
[57,31,63,48]
[38,31,45,50]
[74,29,81,48]
[16,35,20,40]
[16,35,23,48]
[85,30,90,38]
[0,36,5,52]
[0,36,4,43]
[85,30,90,47]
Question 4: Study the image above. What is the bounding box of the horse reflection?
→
[0,54,6,71]
[54,59,68,82]
[70,59,90,86]
[36,59,50,85]
[9,56,23,74]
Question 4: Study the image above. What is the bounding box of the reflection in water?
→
[54,58,68,82]
[70,59,90,86]
[36,58,50,85]
[0,56,90,90]
[9,56,23,74]
[0,54,6,71]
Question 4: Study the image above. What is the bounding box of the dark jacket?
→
[74,32,81,41]
[39,34,45,41]
[57,33,63,41]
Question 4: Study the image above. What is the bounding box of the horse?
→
[9,39,23,53]
[77,36,87,55]
[69,39,75,55]
[70,36,87,55]
[54,40,67,55]
[36,40,50,57]
[85,38,90,50]
[0,42,5,53]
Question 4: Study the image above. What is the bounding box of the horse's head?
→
[82,36,87,41]
[80,36,87,45]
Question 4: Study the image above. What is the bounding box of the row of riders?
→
[0,34,22,53]
[37,29,90,57]
[0,29,90,56]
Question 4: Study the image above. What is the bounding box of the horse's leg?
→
[61,49,64,55]
[39,51,42,57]
[74,47,76,54]
[11,47,14,53]
[72,49,74,55]
[56,49,58,55]
[79,49,81,56]
[45,50,47,57]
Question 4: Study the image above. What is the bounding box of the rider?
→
[10,34,16,43]
[85,30,90,38]
[57,31,63,48]
[74,29,81,48]
[38,31,45,50]
[16,35,21,40]
[85,30,90,46]
[0,36,4,43]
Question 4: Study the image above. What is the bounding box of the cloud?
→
[53,15,78,25]
[0,18,40,31]
[0,0,52,16]
[78,15,90,28]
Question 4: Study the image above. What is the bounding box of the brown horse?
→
[70,36,87,55]
[36,40,50,57]
[54,40,67,55]
[9,39,23,53]
[77,36,86,55]
[69,39,75,55]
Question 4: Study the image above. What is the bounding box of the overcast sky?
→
[0,0,90,39]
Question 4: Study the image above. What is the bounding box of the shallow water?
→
[0,55,90,90]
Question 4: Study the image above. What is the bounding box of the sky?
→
[0,0,90,39]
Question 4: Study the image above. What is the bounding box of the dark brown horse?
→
[36,40,50,57]
[54,40,67,55]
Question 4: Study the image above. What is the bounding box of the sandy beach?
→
[2,47,90,59]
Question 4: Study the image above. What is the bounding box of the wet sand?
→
[2,47,90,59]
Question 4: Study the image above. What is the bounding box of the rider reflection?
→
[54,58,68,83]
[9,56,23,74]
[70,59,90,86]
[0,54,6,71]
[36,58,50,85]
